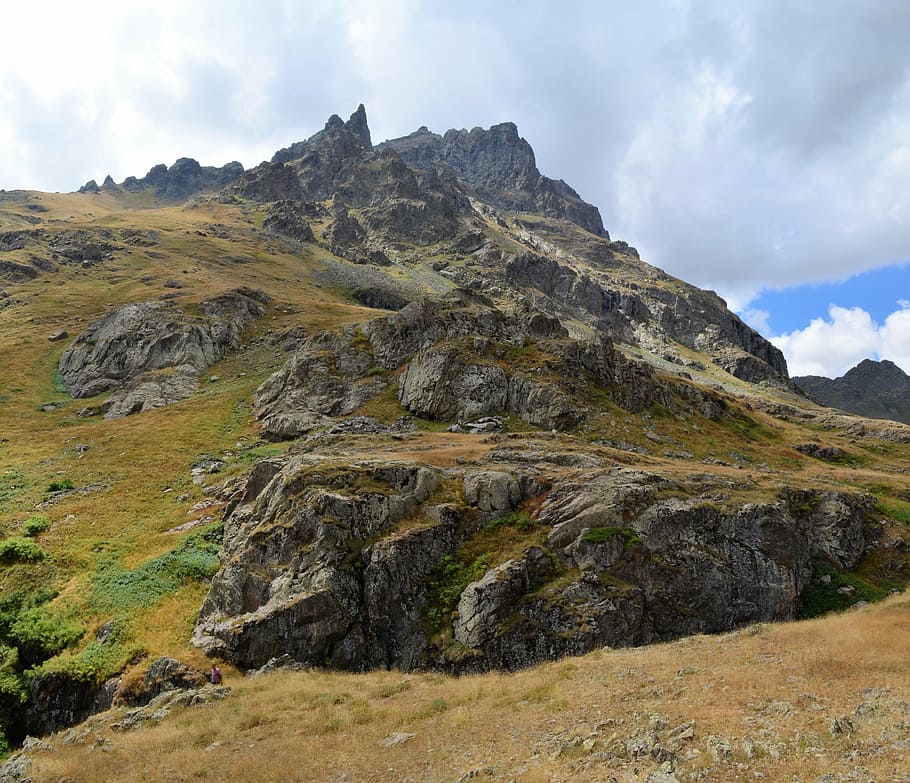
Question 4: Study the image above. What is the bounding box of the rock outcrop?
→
[252,294,697,441]
[192,457,446,669]
[503,252,789,385]
[98,158,244,200]
[59,288,267,416]
[193,458,874,673]
[380,122,607,237]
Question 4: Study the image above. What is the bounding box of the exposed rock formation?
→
[381,122,607,237]
[503,252,789,385]
[102,158,244,200]
[261,200,316,243]
[192,457,445,669]
[113,657,208,707]
[59,288,267,415]
[794,359,910,425]
[251,294,700,441]
[193,458,873,673]
[21,672,117,739]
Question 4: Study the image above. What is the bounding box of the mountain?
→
[794,359,910,425]
[1,106,909,775]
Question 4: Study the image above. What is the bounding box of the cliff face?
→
[795,359,910,425]
[193,453,871,672]
[379,122,608,237]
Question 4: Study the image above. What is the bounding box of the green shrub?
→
[424,554,489,631]
[799,561,889,619]
[46,478,74,493]
[9,608,84,668]
[0,538,48,565]
[487,511,537,533]
[21,516,49,538]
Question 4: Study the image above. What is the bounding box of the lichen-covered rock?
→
[462,471,525,513]
[504,251,788,385]
[114,657,208,707]
[192,458,442,669]
[101,373,200,418]
[262,199,315,242]
[192,449,873,675]
[454,547,554,649]
[398,346,509,422]
[59,288,266,415]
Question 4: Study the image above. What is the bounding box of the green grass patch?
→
[876,499,910,526]
[0,471,27,506]
[581,526,642,550]
[799,560,890,619]
[89,526,221,615]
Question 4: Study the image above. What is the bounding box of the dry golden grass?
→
[3,189,910,783]
[19,594,910,783]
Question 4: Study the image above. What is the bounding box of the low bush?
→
[46,478,74,493]
[21,516,49,538]
[0,538,48,565]
[799,560,889,618]
[9,608,84,668]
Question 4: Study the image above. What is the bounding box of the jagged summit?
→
[380,119,608,237]
[79,157,244,199]
[344,103,372,146]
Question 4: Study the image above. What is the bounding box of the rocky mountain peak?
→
[345,103,372,147]
[794,358,910,424]
[843,358,909,388]
[381,118,607,237]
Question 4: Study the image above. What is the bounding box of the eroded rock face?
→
[193,457,873,674]
[253,295,683,440]
[22,672,118,739]
[380,122,608,237]
[109,158,244,200]
[504,252,788,385]
[192,457,445,669]
[114,657,207,708]
[59,288,266,415]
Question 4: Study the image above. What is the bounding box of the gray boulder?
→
[114,657,208,707]
[59,288,266,415]
[462,471,524,513]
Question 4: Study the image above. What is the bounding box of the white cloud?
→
[772,303,910,378]
[741,308,770,335]
[880,304,910,372]
[1,0,909,316]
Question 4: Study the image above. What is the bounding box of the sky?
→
[1,0,909,378]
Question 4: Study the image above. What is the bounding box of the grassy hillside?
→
[17,593,910,782]
[1,187,910,778]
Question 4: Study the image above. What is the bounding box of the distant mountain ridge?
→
[794,359,910,425]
